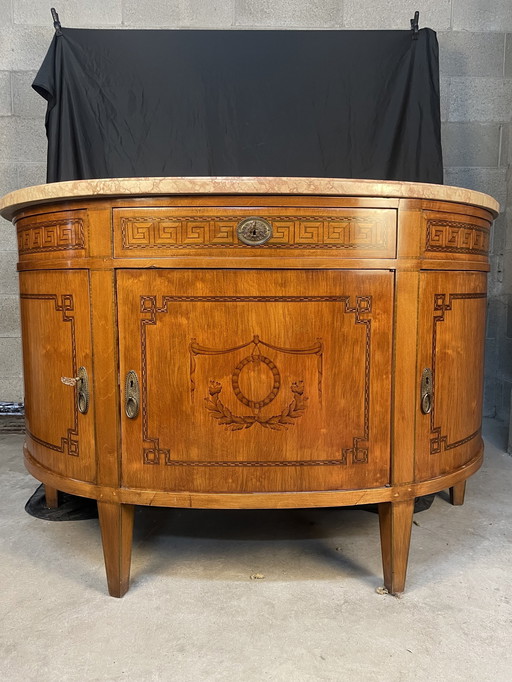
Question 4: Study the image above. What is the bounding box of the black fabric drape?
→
[33,28,443,184]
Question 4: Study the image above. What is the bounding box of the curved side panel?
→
[19,270,96,483]
[415,271,487,482]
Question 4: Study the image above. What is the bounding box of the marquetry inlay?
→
[17,218,85,255]
[425,219,490,256]
[120,214,390,250]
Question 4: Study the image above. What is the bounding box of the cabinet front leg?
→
[44,485,59,509]
[97,501,135,598]
[449,480,466,506]
[378,499,414,595]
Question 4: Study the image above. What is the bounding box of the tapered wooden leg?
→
[450,480,466,506]
[378,499,415,595]
[44,485,59,509]
[97,502,135,598]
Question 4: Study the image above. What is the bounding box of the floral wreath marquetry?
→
[231,354,281,409]
[188,334,323,432]
[205,379,308,431]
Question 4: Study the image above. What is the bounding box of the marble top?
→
[0,177,500,220]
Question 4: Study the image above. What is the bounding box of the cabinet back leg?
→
[378,499,414,595]
[97,502,135,597]
[450,480,466,506]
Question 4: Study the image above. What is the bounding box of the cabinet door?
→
[118,269,393,493]
[19,271,96,482]
[415,271,487,481]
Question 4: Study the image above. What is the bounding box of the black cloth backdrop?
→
[33,28,443,184]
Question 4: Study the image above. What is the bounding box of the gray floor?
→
[1,419,511,682]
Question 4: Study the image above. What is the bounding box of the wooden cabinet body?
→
[0,178,498,597]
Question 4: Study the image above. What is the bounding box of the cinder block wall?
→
[1,1,511,420]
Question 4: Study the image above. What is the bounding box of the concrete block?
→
[438,32,505,78]
[506,295,512,339]
[122,0,180,26]
[444,167,507,207]
[0,218,18,252]
[124,0,235,27]
[486,297,500,339]
[448,78,512,123]
[0,296,20,336]
[12,71,46,118]
[13,0,122,27]
[506,35,512,78]
[235,0,341,28]
[498,379,512,421]
[488,254,503,297]
[490,213,506,255]
[453,0,512,32]
[439,77,449,122]
[0,377,24,402]
[0,163,19,196]
[484,337,497,416]
[180,1,235,27]
[17,163,47,189]
[441,122,501,167]
[0,27,53,71]
[483,374,496,417]
[0,337,22,378]
[502,247,512,294]
[0,72,11,115]
[343,0,451,30]
[499,124,509,167]
[0,251,19,293]
[0,0,12,28]
[0,118,47,163]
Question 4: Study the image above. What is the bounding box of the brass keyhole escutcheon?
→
[61,367,90,414]
[420,368,433,414]
[76,367,90,414]
[125,370,140,419]
[236,217,273,245]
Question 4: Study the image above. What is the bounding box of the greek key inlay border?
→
[120,215,389,250]
[17,218,85,255]
[425,219,490,256]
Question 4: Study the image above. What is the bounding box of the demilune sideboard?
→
[0,177,499,597]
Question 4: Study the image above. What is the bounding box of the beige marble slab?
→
[0,176,500,220]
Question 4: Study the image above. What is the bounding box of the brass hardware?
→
[61,366,89,414]
[236,217,273,245]
[420,368,433,414]
[125,370,140,419]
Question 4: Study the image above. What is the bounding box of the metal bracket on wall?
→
[51,8,62,36]
[410,11,420,39]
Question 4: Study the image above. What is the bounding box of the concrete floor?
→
[1,419,511,682]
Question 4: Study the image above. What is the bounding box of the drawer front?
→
[421,210,491,263]
[16,210,88,261]
[113,207,396,258]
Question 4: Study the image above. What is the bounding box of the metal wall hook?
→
[410,11,420,39]
[51,8,62,36]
